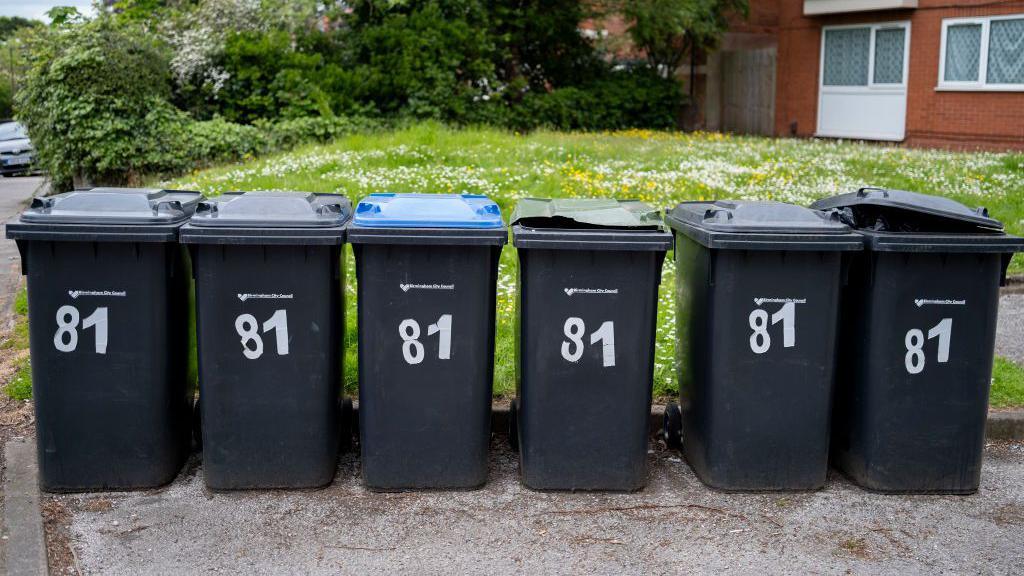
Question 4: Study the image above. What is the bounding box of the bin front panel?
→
[832,251,1001,493]
[193,244,342,489]
[677,236,844,490]
[356,243,498,489]
[517,248,663,491]
[25,240,192,491]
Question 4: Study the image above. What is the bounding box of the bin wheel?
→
[509,399,519,453]
[192,397,203,451]
[340,397,354,452]
[663,402,682,449]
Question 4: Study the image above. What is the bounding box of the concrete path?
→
[0,176,45,328]
[45,441,1024,575]
[2,439,47,576]
[997,292,1024,366]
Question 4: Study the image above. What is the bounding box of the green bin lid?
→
[511,198,663,229]
[510,198,671,251]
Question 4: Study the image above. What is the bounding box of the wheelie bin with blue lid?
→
[5,187,202,491]
[812,187,1024,494]
[348,193,506,490]
[180,191,351,490]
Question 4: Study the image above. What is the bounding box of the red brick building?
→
[703,0,1024,149]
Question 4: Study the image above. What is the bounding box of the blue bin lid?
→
[353,193,504,229]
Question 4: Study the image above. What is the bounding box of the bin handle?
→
[702,208,733,223]
[856,187,889,198]
[317,203,342,216]
[29,196,54,211]
[195,202,218,217]
[154,200,183,216]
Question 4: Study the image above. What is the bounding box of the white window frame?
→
[819,22,912,96]
[937,14,1024,92]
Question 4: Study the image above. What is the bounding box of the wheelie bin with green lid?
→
[347,193,506,490]
[5,187,202,491]
[510,198,671,491]
[812,187,1024,494]
[664,200,862,491]
[180,191,351,490]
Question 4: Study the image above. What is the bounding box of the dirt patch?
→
[80,497,114,513]
[0,346,32,441]
[41,497,79,575]
[837,535,871,560]
[983,502,1024,527]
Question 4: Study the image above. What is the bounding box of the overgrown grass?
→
[991,357,1024,408]
[2,287,30,352]
[167,123,1024,398]
[2,286,31,400]
[4,357,32,401]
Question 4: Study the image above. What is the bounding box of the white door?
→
[817,22,911,141]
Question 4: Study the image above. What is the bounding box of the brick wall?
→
[774,0,1024,150]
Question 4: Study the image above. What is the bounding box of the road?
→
[0,176,45,328]
[52,441,1024,575]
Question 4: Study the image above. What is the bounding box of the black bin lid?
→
[180,191,351,246]
[510,198,672,251]
[5,187,203,243]
[811,188,1024,254]
[666,200,863,251]
[810,187,1004,231]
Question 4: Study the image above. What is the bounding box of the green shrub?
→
[259,116,383,151]
[486,0,602,89]
[466,67,684,131]
[15,16,186,190]
[215,30,338,123]
[187,117,267,166]
[0,81,11,118]
[345,1,496,119]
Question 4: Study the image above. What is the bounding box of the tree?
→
[0,17,42,41]
[621,0,747,78]
[486,0,601,90]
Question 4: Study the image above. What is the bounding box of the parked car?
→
[0,121,36,176]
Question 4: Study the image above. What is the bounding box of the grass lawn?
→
[169,123,1024,400]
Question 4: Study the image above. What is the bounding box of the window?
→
[822,23,909,89]
[939,15,1024,90]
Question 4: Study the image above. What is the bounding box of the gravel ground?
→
[996,291,1024,366]
[0,175,45,328]
[50,439,1024,575]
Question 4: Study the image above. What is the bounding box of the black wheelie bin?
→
[511,198,672,491]
[664,200,862,491]
[180,191,351,490]
[347,193,506,490]
[812,187,1024,494]
[5,187,202,491]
